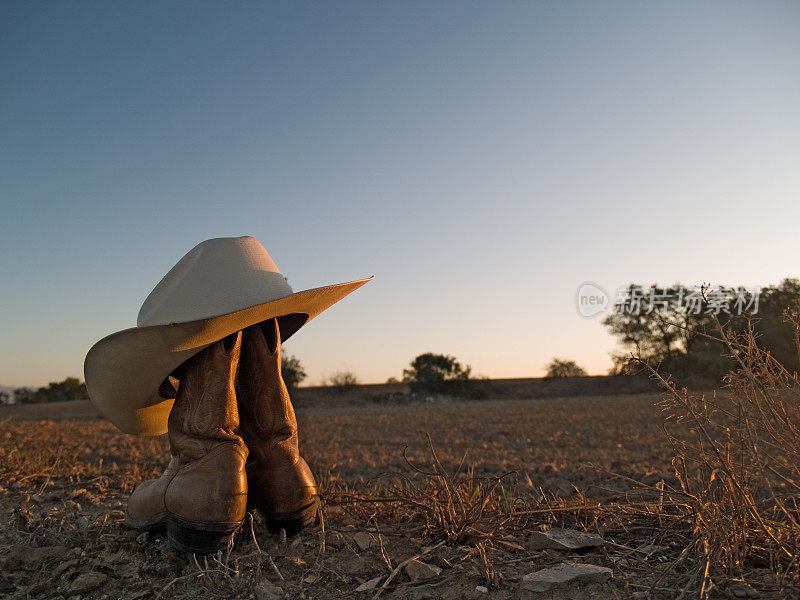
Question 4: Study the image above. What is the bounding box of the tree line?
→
[9,279,797,405]
[2,377,87,405]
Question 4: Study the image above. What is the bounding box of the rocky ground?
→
[0,394,791,599]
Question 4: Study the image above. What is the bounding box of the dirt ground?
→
[0,393,789,599]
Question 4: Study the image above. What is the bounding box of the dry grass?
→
[335,435,519,546]
[1,386,797,598]
[629,302,800,597]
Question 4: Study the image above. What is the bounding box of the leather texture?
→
[126,332,248,529]
[236,319,318,530]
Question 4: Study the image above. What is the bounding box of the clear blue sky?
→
[2,1,799,387]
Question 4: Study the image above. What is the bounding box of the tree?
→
[403,352,472,394]
[326,370,359,393]
[12,378,88,404]
[544,358,588,378]
[13,388,34,404]
[0,390,10,405]
[281,354,306,390]
[603,280,800,383]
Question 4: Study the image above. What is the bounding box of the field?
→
[0,392,788,599]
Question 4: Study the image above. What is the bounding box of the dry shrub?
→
[637,300,800,588]
[339,435,519,545]
[325,370,359,393]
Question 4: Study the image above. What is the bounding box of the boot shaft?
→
[235,319,299,459]
[169,331,245,460]
[235,319,318,531]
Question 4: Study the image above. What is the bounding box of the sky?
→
[1,1,799,388]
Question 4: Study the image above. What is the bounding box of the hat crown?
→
[137,236,293,327]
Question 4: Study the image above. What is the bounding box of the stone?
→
[521,562,613,592]
[405,559,442,582]
[353,531,376,551]
[255,579,284,600]
[355,576,383,592]
[339,555,366,575]
[326,531,345,549]
[6,545,71,570]
[526,528,605,551]
[638,544,667,554]
[409,584,438,599]
[12,508,31,530]
[729,581,760,598]
[53,559,79,577]
[475,586,488,593]
[68,572,108,595]
[75,516,89,530]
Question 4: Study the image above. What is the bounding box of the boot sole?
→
[125,510,243,554]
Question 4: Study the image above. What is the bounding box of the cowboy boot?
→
[236,319,318,535]
[124,332,248,553]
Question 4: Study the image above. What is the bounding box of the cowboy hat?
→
[84,236,371,436]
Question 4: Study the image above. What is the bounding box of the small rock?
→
[53,558,79,577]
[405,559,442,582]
[26,581,49,596]
[340,555,366,575]
[75,516,90,530]
[410,584,438,599]
[631,592,649,599]
[521,562,613,592]
[729,581,760,598]
[286,537,304,559]
[136,532,149,544]
[255,579,284,600]
[6,545,70,570]
[637,544,668,554]
[355,576,382,592]
[526,528,605,551]
[353,531,376,551]
[12,508,31,530]
[326,531,345,549]
[475,586,488,593]
[68,572,108,595]
[148,561,173,576]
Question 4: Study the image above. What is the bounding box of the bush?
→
[281,354,306,390]
[326,370,359,393]
[402,353,473,395]
[544,358,588,378]
[635,299,800,584]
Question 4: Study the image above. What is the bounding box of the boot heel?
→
[260,501,318,537]
[166,515,240,554]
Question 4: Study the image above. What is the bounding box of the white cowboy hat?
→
[84,236,371,436]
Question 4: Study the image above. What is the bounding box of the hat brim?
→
[84,277,372,436]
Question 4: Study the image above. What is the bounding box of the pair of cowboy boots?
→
[124,319,318,554]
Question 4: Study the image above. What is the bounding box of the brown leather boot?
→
[236,319,318,535]
[125,332,248,554]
